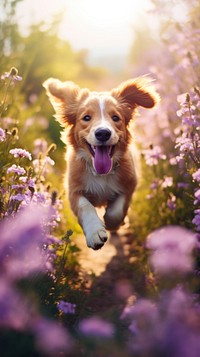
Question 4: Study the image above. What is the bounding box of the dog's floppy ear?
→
[111,77,159,113]
[43,78,81,125]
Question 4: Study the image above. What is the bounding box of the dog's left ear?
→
[43,78,82,126]
[111,77,160,111]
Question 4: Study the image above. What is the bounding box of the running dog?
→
[43,77,159,250]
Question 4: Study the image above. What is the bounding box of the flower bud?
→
[11,127,18,137]
[10,67,18,76]
[47,143,56,155]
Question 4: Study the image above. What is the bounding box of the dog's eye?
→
[112,115,120,122]
[83,115,91,122]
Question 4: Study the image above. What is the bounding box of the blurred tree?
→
[0,0,106,156]
[0,0,106,100]
[0,0,23,69]
[128,24,159,76]
[18,23,106,101]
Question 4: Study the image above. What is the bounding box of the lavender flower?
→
[161,176,173,188]
[194,189,200,205]
[122,288,200,357]
[147,226,196,274]
[11,184,26,190]
[32,156,55,175]
[192,209,200,232]
[9,148,32,160]
[79,316,115,338]
[0,278,29,330]
[0,205,55,280]
[7,164,26,175]
[57,301,76,314]
[19,176,35,188]
[150,179,160,190]
[193,169,200,182]
[169,157,178,166]
[142,145,166,166]
[10,193,26,202]
[175,136,194,153]
[1,67,22,82]
[167,194,176,211]
[33,318,71,355]
[33,138,48,156]
[0,128,6,142]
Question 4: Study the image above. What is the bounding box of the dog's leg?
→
[77,196,108,250]
[104,195,130,231]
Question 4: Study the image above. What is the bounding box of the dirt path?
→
[73,217,133,276]
[74,222,145,316]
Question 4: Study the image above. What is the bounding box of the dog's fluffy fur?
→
[43,77,159,250]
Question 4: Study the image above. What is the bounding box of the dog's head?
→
[43,77,159,175]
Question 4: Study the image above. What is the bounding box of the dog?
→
[43,77,159,250]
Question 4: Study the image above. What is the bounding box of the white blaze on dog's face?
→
[43,77,159,175]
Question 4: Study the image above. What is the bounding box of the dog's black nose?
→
[95,128,111,142]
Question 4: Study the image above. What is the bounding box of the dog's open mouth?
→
[86,142,115,175]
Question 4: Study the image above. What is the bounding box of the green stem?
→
[0,77,12,119]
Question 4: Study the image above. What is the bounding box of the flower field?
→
[1,0,200,356]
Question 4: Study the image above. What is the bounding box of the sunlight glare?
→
[17,0,153,56]
[60,0,153,54]
[72,0,141,27]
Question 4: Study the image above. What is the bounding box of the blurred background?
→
[0,0,190,147]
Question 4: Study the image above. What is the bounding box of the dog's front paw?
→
[86,228,108,250]
[104,214,124,232]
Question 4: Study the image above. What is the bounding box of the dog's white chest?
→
[84,171,122,205]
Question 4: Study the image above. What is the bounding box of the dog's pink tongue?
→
[94,146,112,175]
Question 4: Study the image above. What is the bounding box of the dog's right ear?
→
[43,78,81,125]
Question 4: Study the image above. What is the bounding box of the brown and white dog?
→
[43,77,159,250]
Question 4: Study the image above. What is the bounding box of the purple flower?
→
[33,156,55,175]
[45,156,55,166]
[177,93,188,105]
[9,148,32,160]
[79,316,115,338]
[32,192,46,204]
[19,176,35,188]
[193,169,200,182]
[161,176,173,188]
[10,193,26,202]
[0,278,29,330]
[1,67,22,82]
[0,205,53,280]
[175,136,194,153]
[150,179,160,190]
[33,318,71,355]
[176,107,189,117]
[142,146,166,166]
[193,209,200,231]
[0,128,6,142]
[33,138,48,156]
[177,182,190,189]
[57,301,76,314]
[169,157,177,166]
[147,226,196,274]
[122,288,200,357]
[7,164,26,175]
[194,189,200,205]
[11,184,26,190]
[121,299,157,321]
[167,194,176,211]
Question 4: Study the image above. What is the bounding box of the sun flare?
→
[60,0,153,53]
[71,0,143,27]
[17,0,153,55]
